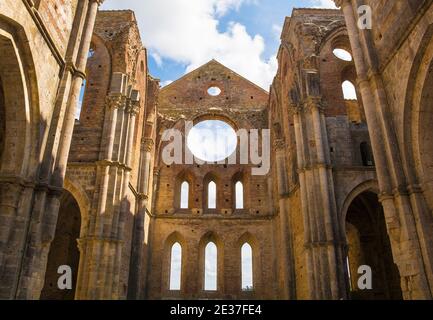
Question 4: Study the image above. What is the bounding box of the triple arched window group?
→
[179,180,244,210]
[168,241,254,292]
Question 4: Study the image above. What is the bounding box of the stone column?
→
[274,139,296,299]
[52,0,102,187]
[3,0,104,300]
[110,92,140,298]
[128,138,154,299]
[141,139,154,197]
[293,111,316,299]
[293,97,347,299]
[311,99,347,299]
[76,87,127,300]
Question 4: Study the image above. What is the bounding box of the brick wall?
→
[147,60,278,299]
[35,0,79,56]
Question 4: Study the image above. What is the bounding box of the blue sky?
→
[101,0,337,90]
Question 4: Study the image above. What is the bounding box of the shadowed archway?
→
[40,190,81,300]
[345,191,402,300]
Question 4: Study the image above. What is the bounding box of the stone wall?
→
[146,60,278,299]
[334,0,433,299]
[60,10,158,300]
[0,0,103,299]
[270,8,379,300]
[2,0,433,301]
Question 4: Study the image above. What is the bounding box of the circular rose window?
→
[207,86,222,96]
[187,120,237,162]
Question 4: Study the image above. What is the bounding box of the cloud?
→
[272,24,283,41]
[214,0,248,15]
[151,52,163,67]
[160,80,173,87]
[311,0,338,8]
[101,0,277,90]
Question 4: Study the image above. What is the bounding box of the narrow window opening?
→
[180,181,189,209]
[169,243,182,291]
[235,181,244,209]
[346,256,353,292]
[241,243,253,291]
[204,242,217,291]
[342,80,357,100]
[76,79,87,120]
[208,181,216,209]
[88,47,95,58]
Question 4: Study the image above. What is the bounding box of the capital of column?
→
[141,138,155,152]
[378,191,394,202]
[304,96,324,113]
[126,100,140,115]
[106,94,126,110]
[96,159,132,171]
[407,184,423,195]
[302,55,319,71]
[287,103,302,115]
[64,61,86,79]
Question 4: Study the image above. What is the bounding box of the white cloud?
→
[311,0,338,8]
[160,80,173,87]
[272,24,283,41]
[214,0,247,15]
[101,0,276,90]
[151,52,163,67]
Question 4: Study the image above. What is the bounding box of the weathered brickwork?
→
[0,0,103,299]
[59,10,157,300]
[1,0,433,300]
[147,60,276,299]
[33,0,79,56]
[334,0,433,299]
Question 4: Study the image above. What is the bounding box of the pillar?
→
[334,0,433,299]
[274,139,296,299]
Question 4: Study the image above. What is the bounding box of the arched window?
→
[346,256,353,291]
[180,181,189,209]
[169,243,182,291]
[241,243,253,291]
[76,46,95,120]
[204,242,218,291]
[88,47,95,58]
[235,181,244,209]
[360,142,374,166]
[76,79,87,120]
[333,48,352,61]
[342,80,357,100]
[208,181,217,209]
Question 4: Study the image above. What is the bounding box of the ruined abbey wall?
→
[335,0,433,299]
[146,61,278,299]
[1,0,433,301]
[0,0,103,299]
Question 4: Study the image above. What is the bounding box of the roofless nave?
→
[0,0,433,300]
